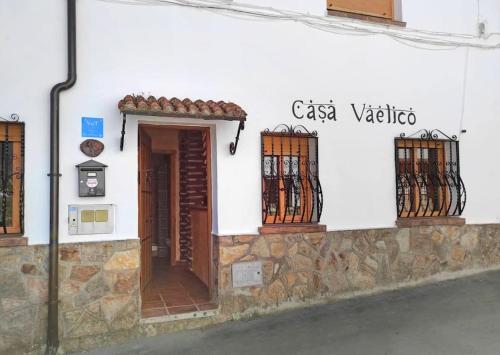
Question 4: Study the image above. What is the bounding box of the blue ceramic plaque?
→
[81,117,104,138]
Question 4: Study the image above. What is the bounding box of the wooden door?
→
[139,129,154,291]
[189,129,211,288]
[191,208,209,286]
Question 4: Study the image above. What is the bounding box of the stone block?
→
[288,254,313,272]
[60,245,81,262]
[284,234,303,244]
[234,235,256,243]
[0,252,22,272]
[451,247,466,266]
[270,242,286,258]
[82,243,114,263]
[60,280,81,297]
[218,236,234,247]
[257,260,273,285]
[304,232,325,246]
[113,270,139,294]
[0,271,26,299]
[27,277,48,303]
[319,238,332,257]
[101,295,132,324]
[395,229,410,253]
[352,235,371,257]
[110,301,139,331]
[360,256,378,276]
[0,298,28,313]
[284,272,297,288]
[20,263,39,275]
[70,265,100,283]
[0,306,35,337]
[351,273,375,291]
[220,244,250,265]
[266,234,285,243]
[339,252,359,273]
[288,243,298,256]
[461,231,479,251]
[250,237,270,258]
[266,280,287,304]
[240,255,257,262]
[85,276,111,300]
[410,229,433,254]
[219,266,232,290]
[323,272,350,294]
[64,309,108,338]
[298,241,318,258]
[104,249,139,271]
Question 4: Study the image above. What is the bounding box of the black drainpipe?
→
[46,0,77,354]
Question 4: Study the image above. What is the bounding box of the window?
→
[327,0,401,22]
[395,131,466,219]
[261,125,322,225]
[0,122,24,235]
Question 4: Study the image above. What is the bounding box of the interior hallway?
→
[141,258,217,318]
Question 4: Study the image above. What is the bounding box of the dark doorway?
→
[139,125,217,318]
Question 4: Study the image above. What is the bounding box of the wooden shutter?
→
[0,123,23,235]
[327,0,394,20]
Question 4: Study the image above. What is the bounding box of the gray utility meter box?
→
[68,204,115,235]
[76,160,107,197]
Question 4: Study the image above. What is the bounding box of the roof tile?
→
[118,95,247,120]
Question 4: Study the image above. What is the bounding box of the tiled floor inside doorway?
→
[141,258,217,318]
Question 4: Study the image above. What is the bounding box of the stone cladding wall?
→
[0,240,140,354]
[0,244,48,354]
[217,224,500,315]
[2,224,500,353]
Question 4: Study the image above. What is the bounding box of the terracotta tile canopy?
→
[118,95,247,121]
[118,95,247,154]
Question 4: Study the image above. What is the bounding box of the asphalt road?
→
[80,270,500,355]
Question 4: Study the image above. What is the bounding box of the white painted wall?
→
[1,0,499,244]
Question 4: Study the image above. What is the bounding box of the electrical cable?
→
[97,0,500,50]
[458,47,470,139]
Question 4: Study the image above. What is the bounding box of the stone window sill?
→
[396,217,465,228]
[327,10,406,27]
[259,224,326,235]
[0,236,28,247]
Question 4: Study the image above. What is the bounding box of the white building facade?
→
[1,0,500,353]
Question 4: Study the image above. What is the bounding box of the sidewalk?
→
[78,269,500,355]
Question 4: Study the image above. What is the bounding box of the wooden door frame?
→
[138,123,214,299]
[138,127,154,292]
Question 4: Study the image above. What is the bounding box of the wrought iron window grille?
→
[261,124,323,225]
[0,114,24,235]
[395,129,466,219]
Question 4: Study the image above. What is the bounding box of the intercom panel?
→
[68,204,115,235]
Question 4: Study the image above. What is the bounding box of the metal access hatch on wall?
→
[68,204,115,235]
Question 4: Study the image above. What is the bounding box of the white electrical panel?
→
[68,204,115,235]
[232,261,263,288]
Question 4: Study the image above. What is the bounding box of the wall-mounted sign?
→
[82,117,104,138]
[80,139,105,157]
[292,100,416,126]
[351,104,416,125]
[292,100,337,123]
